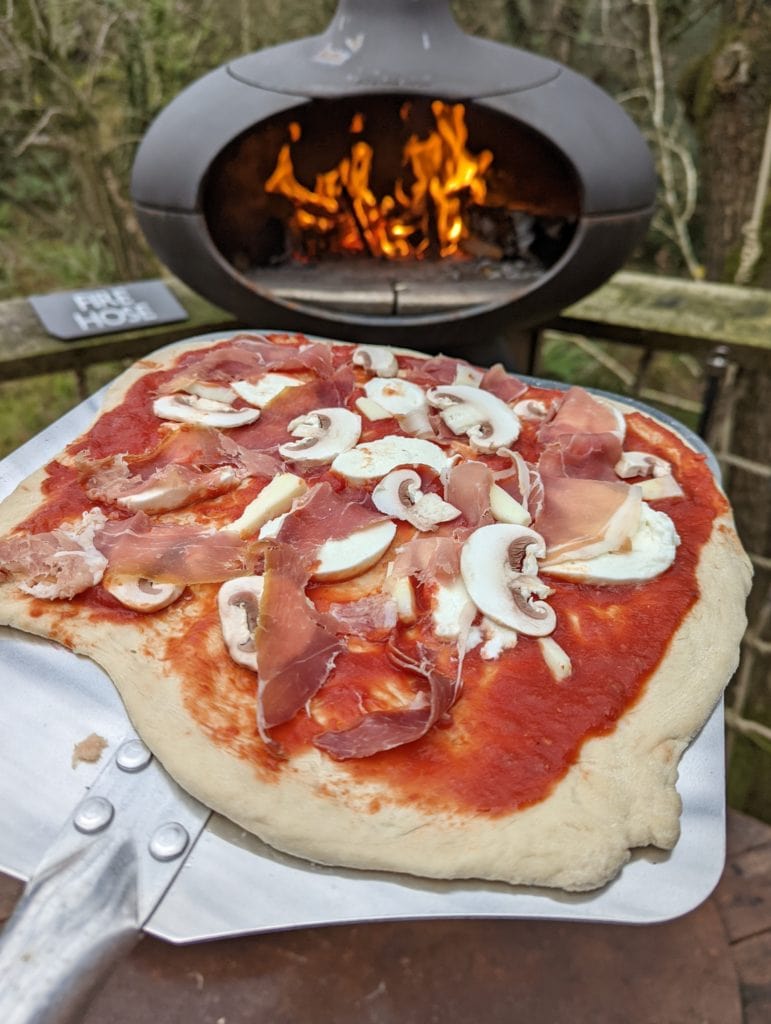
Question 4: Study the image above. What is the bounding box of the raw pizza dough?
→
[0,335,752,892]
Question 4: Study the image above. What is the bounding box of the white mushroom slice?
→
[541,505,680,585]
[153,393,260,429]
[225,474,308,537]
[372,469,461,532]
[104,577,184,613]
[355,396,393,421]
[118,467,238,514]
[615,450,673,479]
[453,364,484,387]
[426,385,521,452]
[364,377,431,435]
[278,407,361,465]
[460,524,556,637]
[489,483,531,526]
[184,381,237,404]
[313,521,397,582]
[352,344,399,377]
[513,398,551,421]
[538,637,572,681]
[231,374,302,408]
[331,435,449,484]
[217,576,264,671]
[639,475,684,500]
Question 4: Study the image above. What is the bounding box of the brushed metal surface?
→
[0,333,728,939]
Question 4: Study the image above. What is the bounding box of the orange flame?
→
[264,101,493,260]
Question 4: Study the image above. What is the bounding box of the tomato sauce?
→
[13,337,728,817]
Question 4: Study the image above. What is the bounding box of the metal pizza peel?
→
[0,351,729,1024]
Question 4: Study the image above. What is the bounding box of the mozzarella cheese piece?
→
[226,474,307,537]
[313,521,397,582]
[541,504,680,584]
[232,373,302,408]
[430,576,477,640]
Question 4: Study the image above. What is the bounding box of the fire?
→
[264,101,493,260]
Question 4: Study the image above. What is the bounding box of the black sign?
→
[28,280,188,340]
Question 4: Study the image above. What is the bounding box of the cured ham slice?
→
[539,387,626,444]
[78,425,279,512]
[255,544,342,734]
[325,594,398,638]
[399,354,469,386]
[445,461,494,529]
[275,482,386,563]
[535,477,642,565]
[494,450,544,519]
[314,642,458,759]
[538,432,623,482]
[161,335,334,392]
[480,363,528,402]
[94,512,256,583]
[0,509,107,599]
[391,536,462,583]
[235,368,355,456]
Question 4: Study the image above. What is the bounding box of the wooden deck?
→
[1,809,769,1022]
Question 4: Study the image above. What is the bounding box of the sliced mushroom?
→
[372,469,461,532]
[639,475,684,500]
[225,473,308,537]
[352,344,399,377]
[217,576,264,671]
[278,407,361,465]
[331,435,450,484]
[426,385,521,452]
[460,524,556,637]
[364,377,432,436]
[104,576,184,613]
[153,393,260,429]
[513,398,551,421]
[615,450,672,479]
[231,373,302,408]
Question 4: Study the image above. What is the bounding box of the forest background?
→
[0,0,769,820]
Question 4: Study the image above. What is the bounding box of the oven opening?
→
[203,96,580,318]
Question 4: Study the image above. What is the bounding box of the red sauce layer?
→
[16,337,727,817]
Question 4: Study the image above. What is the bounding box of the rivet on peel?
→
[73,796,114,834]
[116,738,152,773]
[149,822,189,862]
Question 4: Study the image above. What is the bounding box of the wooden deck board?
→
[2,809,769,1021]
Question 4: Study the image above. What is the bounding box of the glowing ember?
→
[264,101,494,260]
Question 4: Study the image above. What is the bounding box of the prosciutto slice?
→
[314,642,458,760]
[480,363,528,402]
[161,335,334,392]
[535,477,642,565]
[391,536,462,583]
[94,512,256,583]
[275,482,386,562]
[235,367,355,455]
[0,509,107,599]
[445,461,494,529]
[538,432,623,482]
[494,449,544,519]
[539,386,626,444]
[79,425,278,512]
[399,354,468,386]
[325,594,398,638]
[255,544,342,734]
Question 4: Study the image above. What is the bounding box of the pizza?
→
[0,331,752,892]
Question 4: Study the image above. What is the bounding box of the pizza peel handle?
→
[0,735,210,1024]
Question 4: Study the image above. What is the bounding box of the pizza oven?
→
[130,0,656,352]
